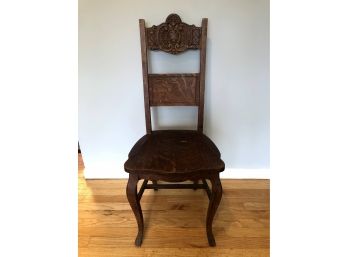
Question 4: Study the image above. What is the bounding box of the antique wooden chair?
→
[124,14,225,247]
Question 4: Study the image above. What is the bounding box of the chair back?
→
[139,14,208,133]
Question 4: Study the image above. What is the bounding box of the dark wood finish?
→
[125,131,224,175]
[139,19,152,134]
[137,179,148,200]
[138,178,215,205]
[140,14,208,132]
[136,180,213,201]
[206,173,222,246]
[202,179,212,200]
[149,73,199,106]
[152,180,158,191]
[198,18,208,133]
[146,183,206,190]
[146,14,201,55]
[126,174,144,247]
[193,179,199,190]
[125,14,224,247]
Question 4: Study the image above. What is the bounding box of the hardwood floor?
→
[78,154,270,257]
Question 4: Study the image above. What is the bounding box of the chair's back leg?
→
[152,180,158,191]
[206,173,222,246]
[193,179,199,190]
[126,174,144,246]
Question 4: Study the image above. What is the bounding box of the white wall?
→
[79,0,270,178]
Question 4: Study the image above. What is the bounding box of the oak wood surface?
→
[146,14,201,54]
[125,130,224,175]
[125,13,253,248]
[139,19,152,134]
[197,18,207,133]
[140,13,207,132]
[148,73,199,106]
[79,154,270,256]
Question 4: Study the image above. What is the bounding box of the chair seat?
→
[124,130,225,175]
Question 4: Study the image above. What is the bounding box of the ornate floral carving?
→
[146,14,201,54]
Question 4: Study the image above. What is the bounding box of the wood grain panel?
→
[148,74,199,106]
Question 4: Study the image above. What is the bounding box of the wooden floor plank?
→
[78,154,270,256]
[79,248,270,257]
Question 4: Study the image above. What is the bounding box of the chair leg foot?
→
[207,235,216,247]
[127,174,144,247]
[193,180,199,190]
[206,173,222,247]
[153,180,158,191]
[135,233,143,247]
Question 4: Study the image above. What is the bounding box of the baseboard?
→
[84,165,128,179]
[83,166,270,180]
[220,168,270,179]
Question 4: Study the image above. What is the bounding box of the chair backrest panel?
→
[148,73,199,106]
[139,14,208,133]
[146,14,201,55]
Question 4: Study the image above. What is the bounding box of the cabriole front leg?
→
[206,173,222,246]
[126,173,144,246]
